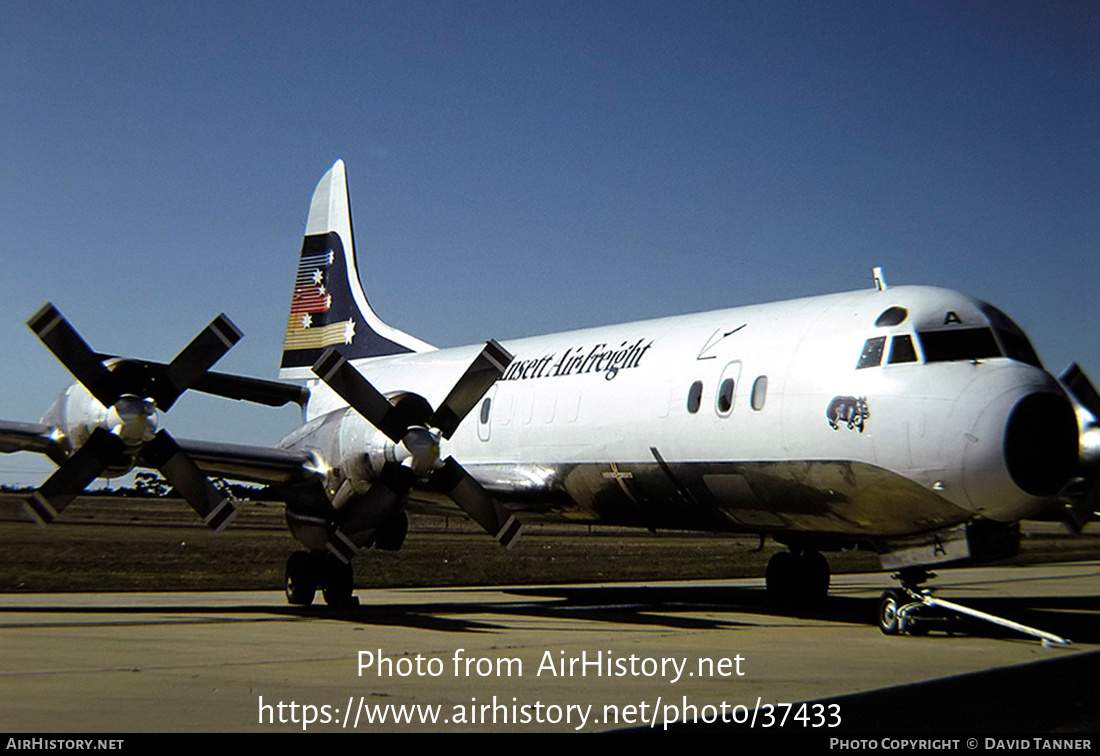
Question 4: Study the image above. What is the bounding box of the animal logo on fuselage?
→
[827,396,869,433]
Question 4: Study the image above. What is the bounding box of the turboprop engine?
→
[22,303,243,531]
[299,342,522,564]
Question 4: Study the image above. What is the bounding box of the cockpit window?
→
[994,329,1042,367]
[888,335,917,364]
[918,328,1002,363]
[979,303,1042,367]
[857,337,887,369]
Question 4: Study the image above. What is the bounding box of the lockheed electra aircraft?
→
[3,160,1097,636]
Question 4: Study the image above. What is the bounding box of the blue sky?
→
[0,1,1096,483]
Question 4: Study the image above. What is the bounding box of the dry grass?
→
[0,496,1093,593]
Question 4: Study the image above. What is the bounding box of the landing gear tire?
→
[765,551,797,601]
[285,551,317,606]
[802,550,830,601]
[322,556,357,607]
[878,589,907,635]
[766,550,830,606]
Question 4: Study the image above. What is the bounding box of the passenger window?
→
[717,378,735,414]
[751,376,768,411]
[888,335,917,364]
[857,337,887,369]
[687,381,703,414]
[479,397,492,424]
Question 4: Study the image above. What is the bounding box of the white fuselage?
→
[282,284,1073,544]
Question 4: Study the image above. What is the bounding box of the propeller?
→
[1058,363,1100,532]
[23,303,241,531]
[312,341,521,562]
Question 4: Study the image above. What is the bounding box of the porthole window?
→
[687,381,703,414]
[751,376,768,411]
[717,378,735,414]
[479,397,492,424]
[875,306,908,327]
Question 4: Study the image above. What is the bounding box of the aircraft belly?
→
[476,459,969,538]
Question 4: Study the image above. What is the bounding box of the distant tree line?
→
[1,475,264,499]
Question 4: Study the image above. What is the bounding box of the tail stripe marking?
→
[283,247,352,350]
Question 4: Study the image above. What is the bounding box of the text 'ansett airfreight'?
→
[500,338,654,382]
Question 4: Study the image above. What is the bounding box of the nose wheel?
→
[877,588,926,635]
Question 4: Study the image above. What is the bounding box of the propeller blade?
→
[429,340,513,439]
[23,428,124,525]
[27,304,119,408]
[153,314,243,410]
[1061,363,1100,419]
[312,348,410,442]
[140,431,237,531]
[314,345,522,552]
[327,463,417,563]
[433,457,522,549]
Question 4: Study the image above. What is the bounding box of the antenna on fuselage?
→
[873,266,888,291]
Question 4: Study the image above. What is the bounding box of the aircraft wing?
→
[0,420,65,464]
[0,419,315,488]
[93,355,310,409]
[178,438,316,486]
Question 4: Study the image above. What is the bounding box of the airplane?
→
[2,160,1098,637]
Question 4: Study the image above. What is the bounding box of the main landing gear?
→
[285,550,358,608]
[876,567,1070,646]
[765,548,830,606]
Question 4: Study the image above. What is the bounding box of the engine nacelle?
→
[40,372,160,477]
[332,408,396,509]
[280,404,408,509]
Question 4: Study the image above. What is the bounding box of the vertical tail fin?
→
[279,160,434,380]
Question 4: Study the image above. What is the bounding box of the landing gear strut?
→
[876,568,934,636]
[285,550,358,608]
[765,548,830,606]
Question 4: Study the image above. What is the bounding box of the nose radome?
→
[1003,392,1078,497]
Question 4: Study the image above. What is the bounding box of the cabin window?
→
[751,376,768,411]
[717,378,735,414]
[479,397,492,424]
[887,335,917,364]
[857,337,887,369]
[687,381,703,414]
[918,328,1002,363]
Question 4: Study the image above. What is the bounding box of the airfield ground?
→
[1,495,1097,593]
[4,496,1100,734]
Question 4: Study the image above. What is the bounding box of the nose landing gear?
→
[876,567,1070,646]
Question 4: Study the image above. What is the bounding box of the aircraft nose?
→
[1003,391,1078,497]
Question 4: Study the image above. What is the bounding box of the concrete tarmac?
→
[3,563,1100,733]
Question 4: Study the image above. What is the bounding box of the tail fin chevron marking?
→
[279,160,434,380]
